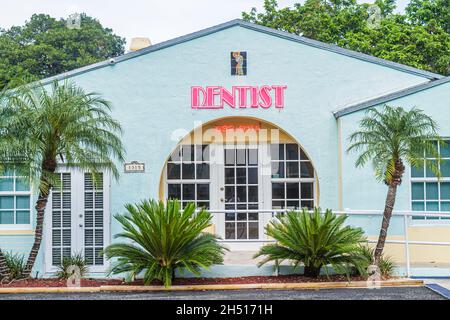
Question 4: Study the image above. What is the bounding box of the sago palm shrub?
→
[104,199,227,287]
[255,208,367,277]
[348,105,442,265]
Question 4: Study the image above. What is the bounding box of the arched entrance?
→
[159,117,318,244]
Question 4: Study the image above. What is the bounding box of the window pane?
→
[248,212,258,220]
[16,196,30,209]
[225,168,235,184]
[225,212,235,221]
[286,162,299,178]
[411,164,424,178]
[236,186,246,202]
[441,160,450,177]
[225,149,235,165]
[182,184,195,200]
[426,202,439,211]
[440,141,450,158]
[412,183,424,200]
[182,145,194,161]
[236,168,246,184]
[286,144,299,160]
[300,162,314,178]
[225,222,235,239]
[0,196,14,209]
[301,183,313,199]
[301,200,314,210]
[236,149,246,166]
[237,212,247,220]
[236,222,247,239]
[426,160,437,178]
[196,145,210,161]
[196,184,209,200]
[16,211,30,224]
[196,163,210,179]
[196,201,209,209]
[286,183,299,199]
[412,202,425,211]
[0,211,14,224]
[167,163,180,179]
[167,184,181,200]
[270,144,284,160]
[441,182,450,200]
[248,168,258,184]
[0,178,14,191]
[15,178,30,191]
[287,200,300,209]
[169,147,181,162]
[225,186,235,203]
[248,186,258,202]
[248,149,258,165]
[300,149,308,160]
[248,222,259,239]
[272,200,285,209]
[182,163,195,179]
[272,183,285,199]
[271,162,284,178]
[441,202,450,212]
[426,141,438,158]
[426,183,438,200]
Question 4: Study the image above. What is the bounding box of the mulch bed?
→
[0,274,387,288]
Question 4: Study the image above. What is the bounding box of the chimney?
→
[129,37,152,52]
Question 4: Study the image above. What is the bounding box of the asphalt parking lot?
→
[0,287,445,300]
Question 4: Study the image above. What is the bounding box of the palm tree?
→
[0,80,125,277]
[347,105,441,265]
[255,208,367,277]
[104,199,227,287]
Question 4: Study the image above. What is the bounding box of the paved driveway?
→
[0,287,445,300]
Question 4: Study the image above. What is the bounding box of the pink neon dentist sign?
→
[191,85,287,109]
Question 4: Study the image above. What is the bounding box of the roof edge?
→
[38,19,444,86]
[334,76,450,118]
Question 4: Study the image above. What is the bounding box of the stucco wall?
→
[0,24,437,275]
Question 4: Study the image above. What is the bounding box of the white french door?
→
[44,168,110,274]
[212,143,272,241]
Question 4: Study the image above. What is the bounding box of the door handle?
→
[79,224,83,228]
[220,198,224,202]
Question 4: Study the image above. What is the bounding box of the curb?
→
[0,279,423,294]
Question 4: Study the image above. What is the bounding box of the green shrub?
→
[357,245,396,277]
[104,199,227,287]
[55,253,89,280]
[3,251,26,279]
[255,208,367,277]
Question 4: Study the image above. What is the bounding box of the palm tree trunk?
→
[0,248,10,280]
[304,265,321,277]
[373,184,398,265]
[22,189,50,277]
[23,158,56,278]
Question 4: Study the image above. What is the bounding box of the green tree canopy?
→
[243,0,450,75]
[0,13,126,89]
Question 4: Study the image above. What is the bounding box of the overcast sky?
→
[1,0,411,48]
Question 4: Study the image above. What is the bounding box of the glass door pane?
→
[224,145,259,240]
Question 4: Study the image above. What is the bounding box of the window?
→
[166,145,210,209]
[0,167,31,227]
[411,140,450,221]
[270,144,315,210]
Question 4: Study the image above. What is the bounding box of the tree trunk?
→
[0,248,10,280]
[373,159,405,266]
[304,265,321,277]
[22,158,56,278]
[22,189,50,277]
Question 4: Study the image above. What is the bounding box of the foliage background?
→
[0,13,125,89]
[243,0,450,76]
